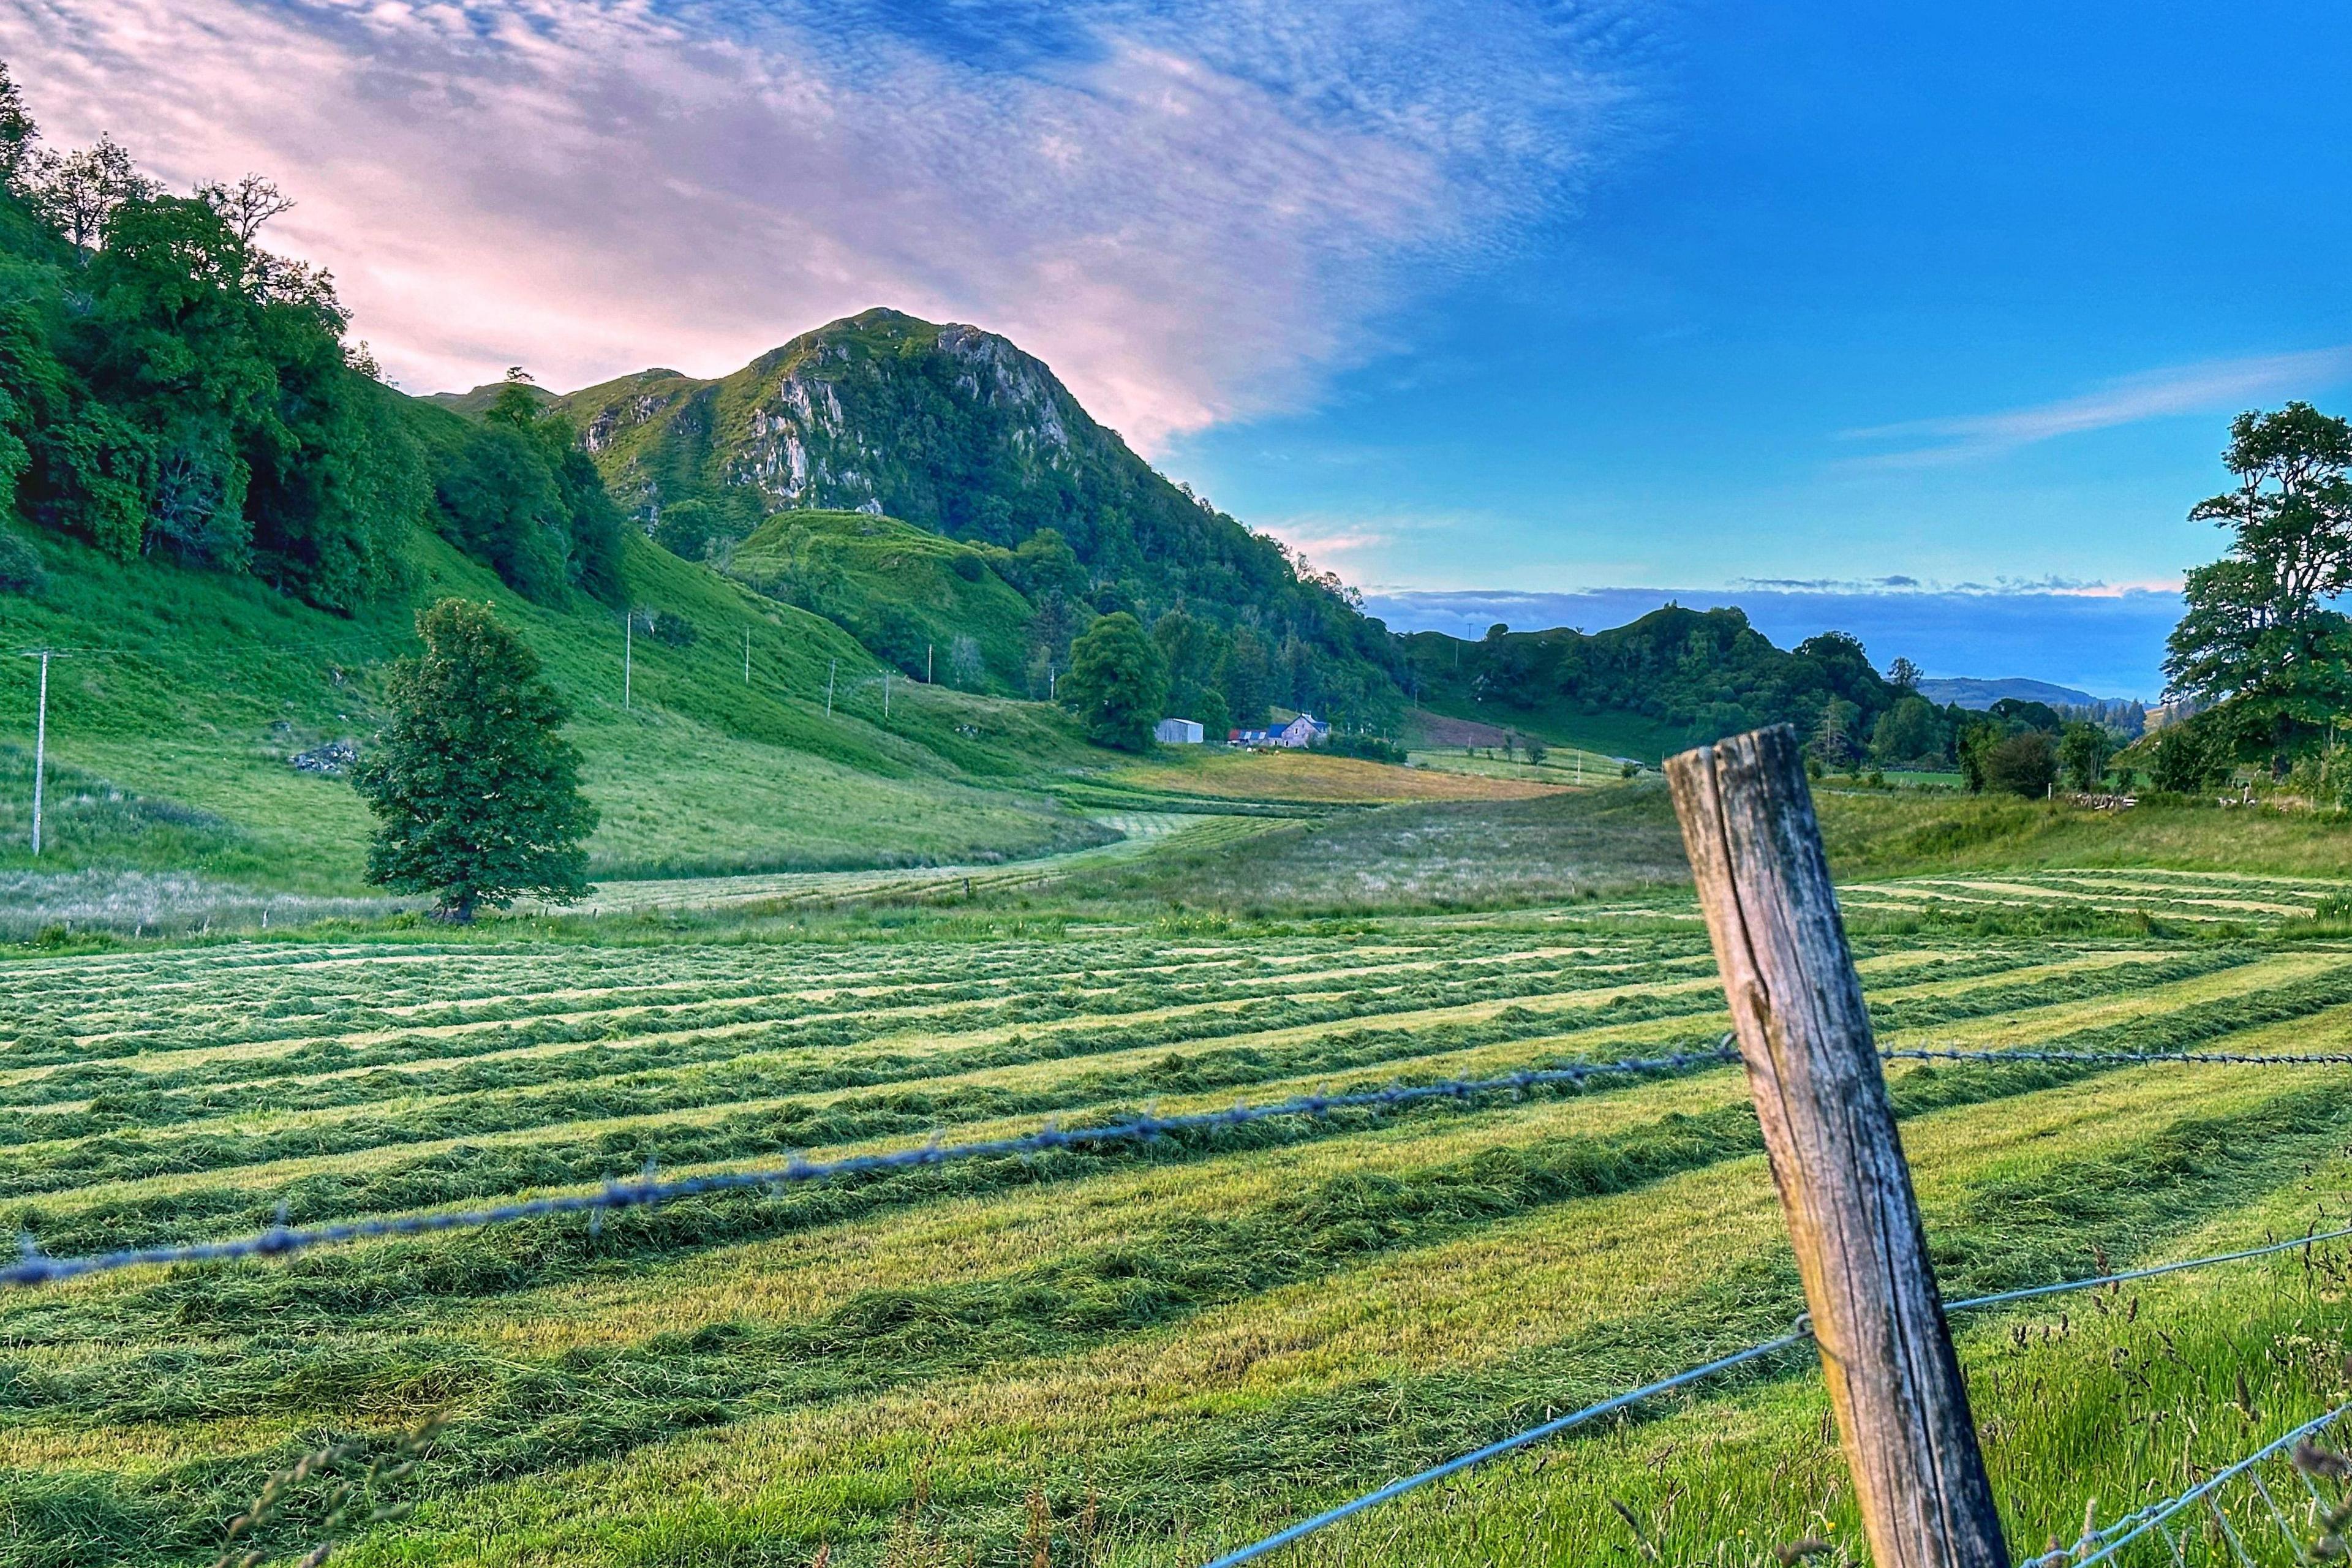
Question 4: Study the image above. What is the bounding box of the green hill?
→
[723,508,1038,691]
[1401,605,1898,763]
[552,307,1405,726]
[0,521,1112,897]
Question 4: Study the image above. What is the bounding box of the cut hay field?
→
[7,824,2352,1567]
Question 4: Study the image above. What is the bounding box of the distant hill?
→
[421,380,560,419]
[1916,677,2103,710]
[1399,605,1894,763]
[549,308,1402,726]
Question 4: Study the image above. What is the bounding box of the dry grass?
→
[1113,749,1568,802]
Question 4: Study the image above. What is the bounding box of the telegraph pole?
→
[744,627,752,685]
[926,643,933,684]
[884,668,892,717]
[23,650,48,856]
[826,657,836,718]
[623,611,634,710]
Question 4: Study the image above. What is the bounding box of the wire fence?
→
[2,1046,1743,1287]
[1201,1222,2352,1567]
[2021,1403,2352,1567]
[11,1031,2352,1564]
[10,1039,2351,1289]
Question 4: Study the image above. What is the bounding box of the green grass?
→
[7,784,2352,1564]
[0,522,1123,914]
[726,510,1038,693]
[6,876,2352,1562]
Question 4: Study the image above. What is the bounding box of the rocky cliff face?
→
[559,308,1107,533]
[554,306,1401,725]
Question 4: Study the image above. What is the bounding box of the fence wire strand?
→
[2,1046,1744,1287]
[1193,1189,2352,1565]
[2021,1403,2352,1567]
[9,1039,2348,1289]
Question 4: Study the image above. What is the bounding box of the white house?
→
[1154,717,1206,744]
[1275,713,1329,748]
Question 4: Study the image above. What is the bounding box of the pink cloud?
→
[1,0,1648,451]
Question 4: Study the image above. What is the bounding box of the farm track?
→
[7,870,2352,1566]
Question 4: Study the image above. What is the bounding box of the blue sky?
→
[7,1,2346,696]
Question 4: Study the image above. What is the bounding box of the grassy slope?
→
[0,513,1112,892]
[725,509,1037,690]
[1816,790,2352,881]
[1411,693,1689,764]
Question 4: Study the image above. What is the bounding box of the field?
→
[0,524,1120,927]
[6,787,2352,1566]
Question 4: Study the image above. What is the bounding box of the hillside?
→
[1401,604,1896,763]
[1917,676,2100,709]
[0,522,1114,908]
[550,308,1403,725]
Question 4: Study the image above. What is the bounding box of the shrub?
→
[0,526,44,592]
[1319,733,1406,764]
[1983,731,2059,797]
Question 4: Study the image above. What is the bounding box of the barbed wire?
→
[9,1039,2350,1290]
[2021,1401,2352,1567]
[1,1046,1744,1288]
[1196,1212,2352,1565]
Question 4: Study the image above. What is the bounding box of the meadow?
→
[5,786,2352,1566]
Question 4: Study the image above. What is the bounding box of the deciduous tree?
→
[354,599,597,921]
[1060,611,1167,752]
[2165,403,2352,771]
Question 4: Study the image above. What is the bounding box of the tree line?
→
[0,65,624,614]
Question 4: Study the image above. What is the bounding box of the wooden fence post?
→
[1664,724,2008,1568]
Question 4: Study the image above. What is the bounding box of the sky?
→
[6,2,2347,698]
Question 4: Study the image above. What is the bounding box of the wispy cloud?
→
[0,0,1656,450]
[1842,344,2352,468]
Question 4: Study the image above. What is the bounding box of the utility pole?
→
[744,627,751,685]
[623,611,634,710]
[22,649,48,856]
[927,643,933,684]
[884,668,892,717]
[826,658,836,718]
[1665,724,2007,1568]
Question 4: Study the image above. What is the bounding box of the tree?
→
[2165,403,2352,771]
[1983,731,2059,798]
[24,134,158,249]
[1809,697,1858,767]
[0,61,36,186]
[1060,611,1167,751]
[2150,720,2224,794]
[194,173,294,242]
[1885,656,1923,695]
[2057,721,2113,792]
[1871,695,1945,767]
[353,600,597,921]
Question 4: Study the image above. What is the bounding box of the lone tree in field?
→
[355,598,597,921]
[2166,402,2352,771]
[1060,611,1167,751]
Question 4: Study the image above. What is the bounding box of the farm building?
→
[1154,718,1207,744]
[1231,713,1330,748]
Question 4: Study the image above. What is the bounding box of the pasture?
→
[4,792,2352,1566]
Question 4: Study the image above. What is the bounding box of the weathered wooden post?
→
[1664,724,2008,1568]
